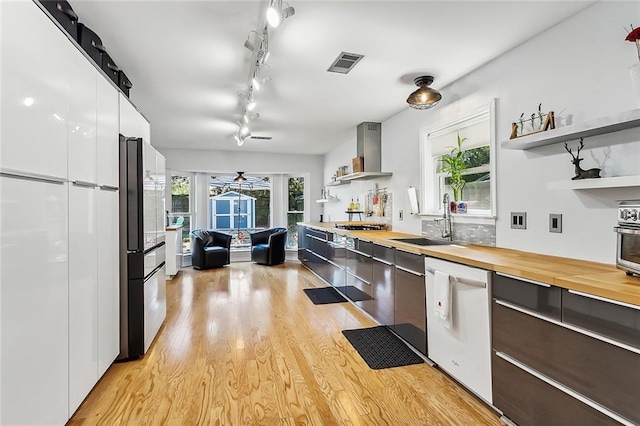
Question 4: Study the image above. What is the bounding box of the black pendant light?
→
[233,171,247,183]
[406,76,442,110]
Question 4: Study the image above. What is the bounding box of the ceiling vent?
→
[327,52,364,74]
[249,135,272,141]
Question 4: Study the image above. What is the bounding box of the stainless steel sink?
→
[390,237,454,246]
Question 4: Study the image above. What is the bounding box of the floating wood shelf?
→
[502,109,640,150]
[547,175,640,190]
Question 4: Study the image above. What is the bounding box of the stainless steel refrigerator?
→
[118,135,167,360]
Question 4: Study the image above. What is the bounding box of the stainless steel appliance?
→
[118,135,167,360]
[614,200,640,277]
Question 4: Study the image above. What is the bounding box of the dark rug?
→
[341,285,373,302]
[342,326,425,370]
[303,287,348,305]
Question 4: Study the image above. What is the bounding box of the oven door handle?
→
[614,226,640,235]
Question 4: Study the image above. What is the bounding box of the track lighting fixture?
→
[267,0,295,28]
[235,3,295,147]
[406,75,442,110]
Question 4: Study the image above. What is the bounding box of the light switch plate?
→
[549,214,562,233]
[511,212,527,229]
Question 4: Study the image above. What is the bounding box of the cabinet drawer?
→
[356,239,373,255]
[492,352,618,426]
[562,289,640,350]
[493,273,561,320]
[373,243,394,264]
[395,249,423,274]
[347,249,373,283]
[372,260,394,326]
[394,267,426,355]
[345,272,373,312]
[493,300,640,424]
[306,228,328,241]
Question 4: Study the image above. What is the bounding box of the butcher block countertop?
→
[300,222,640,306]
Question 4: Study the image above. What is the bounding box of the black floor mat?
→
[340,285,373,302]
[303,287,348,305]
[342,326,425,370]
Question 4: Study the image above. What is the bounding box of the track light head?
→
[243,30,262,52]
[267,0,295,28]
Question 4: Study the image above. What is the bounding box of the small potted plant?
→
[440,134,467,208]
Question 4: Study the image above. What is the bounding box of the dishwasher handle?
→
[426,266,487,289]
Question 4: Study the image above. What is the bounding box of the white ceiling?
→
[71,0,594,155]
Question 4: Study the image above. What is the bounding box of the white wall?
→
[323,1,640,264]
[160,148,325,227]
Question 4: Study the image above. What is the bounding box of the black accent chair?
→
[190,230,232,270]
[250,227,287,266]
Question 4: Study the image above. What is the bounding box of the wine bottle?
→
[355,197,360,211]
[349,198,355,211]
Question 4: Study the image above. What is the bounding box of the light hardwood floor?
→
[70,262,502,425]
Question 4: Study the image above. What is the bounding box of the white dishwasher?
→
[425,257,492,404]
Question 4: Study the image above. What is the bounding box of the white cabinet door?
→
[68,51,97,183]
[0,1,69,179]
[97,77,120,187]
[68,183,99,415]
[97,188,120,376]
[119,93,139,138]
[1,175,69,425]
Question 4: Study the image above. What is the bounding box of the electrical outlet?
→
[549,214,562,233]
[399,209,404,221]
[511,212,527,229]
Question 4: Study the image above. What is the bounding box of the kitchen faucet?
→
[435,193,452,240]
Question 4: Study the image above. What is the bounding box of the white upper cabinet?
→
[97,76,119,187]
[119,93,150,141]
[119,93,138,138]
[0,1,69,179]
[68,50,98,183]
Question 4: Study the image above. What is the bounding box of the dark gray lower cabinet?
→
[493,300,640,423]
[562,288,640,349]
[394,264,426,355]
[372,259,394,326]
[492,352,617,426]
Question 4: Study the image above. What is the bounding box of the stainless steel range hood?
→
[339,122,392,181]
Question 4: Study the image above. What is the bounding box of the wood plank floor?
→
[70,262,502,425]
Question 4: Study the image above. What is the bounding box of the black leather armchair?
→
[190,229,232,270]
[250,227,287,266]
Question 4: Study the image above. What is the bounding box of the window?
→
[169,172,194,252]
[286,176,305,249]
[421,100,496,216]
[208,174,270,249]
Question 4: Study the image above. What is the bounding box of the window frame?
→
[420,99,497,218]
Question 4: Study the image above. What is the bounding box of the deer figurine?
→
[563,137,601,180]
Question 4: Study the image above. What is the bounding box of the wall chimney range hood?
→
[338,122,392,182]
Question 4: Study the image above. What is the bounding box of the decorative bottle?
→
[355,197,360,211]
[349,198,355,211]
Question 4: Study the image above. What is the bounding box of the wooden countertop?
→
[299,222,640,306]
